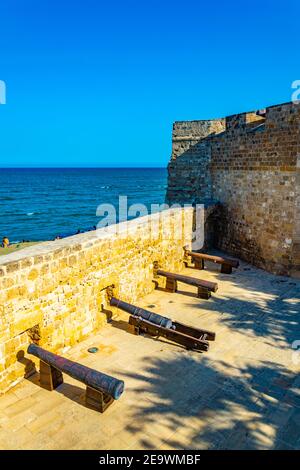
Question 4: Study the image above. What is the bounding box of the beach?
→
[0,241,40,256]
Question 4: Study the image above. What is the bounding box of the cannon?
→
[27,343,124,412]
[153,262,218,299]
[110,296,215,352]
[184,247,239,274]
[110,297,173,329]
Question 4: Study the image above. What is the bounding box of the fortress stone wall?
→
[166,102,300,276]
[0,208,194,393]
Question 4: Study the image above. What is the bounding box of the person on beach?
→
[2,236,10,248]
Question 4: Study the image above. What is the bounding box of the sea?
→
[0,168,168,242]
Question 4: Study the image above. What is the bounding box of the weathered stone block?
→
[0,207,194,393]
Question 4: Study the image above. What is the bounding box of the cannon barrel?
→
[110,297,173,329]
[157,269,218,292]
[27,344,124,400]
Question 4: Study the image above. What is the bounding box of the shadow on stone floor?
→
[17,351,90,409]
[110,318,131,332]
[110,317,196,352]
[154,285,201,300]
[182,266,300,349]
[112,355,300,449]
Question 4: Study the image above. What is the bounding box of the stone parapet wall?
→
[0,208,194,393]
[166,102,300,276]
[292,155,300,276]
[212,169,295,274]
[171,119,226,160]
[166,119,225,204]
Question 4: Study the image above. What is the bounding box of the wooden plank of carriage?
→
[184,249,239,274]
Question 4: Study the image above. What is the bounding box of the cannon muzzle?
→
[28,343,124,400]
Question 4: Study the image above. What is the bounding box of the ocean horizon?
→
[0,167,168,242]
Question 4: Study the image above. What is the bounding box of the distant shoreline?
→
[0,241,40,256]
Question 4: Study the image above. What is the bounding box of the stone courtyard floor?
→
[0,253,300,450]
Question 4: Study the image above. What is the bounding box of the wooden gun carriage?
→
[184,247,239,274]
[27,343,124,413]
[153,262,218,299]
[109,296,215,352]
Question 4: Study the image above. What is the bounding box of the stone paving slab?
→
[0,254,299,449]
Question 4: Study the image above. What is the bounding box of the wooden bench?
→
[184,248,239,274]
[153,263,218,299]
[27,343,124,413]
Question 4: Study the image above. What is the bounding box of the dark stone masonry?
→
[166,102,300,277]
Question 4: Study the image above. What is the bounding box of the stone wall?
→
[0,208,194,393]
[166,119,225,204]
[166,102,300,276]
[292,155,300,275]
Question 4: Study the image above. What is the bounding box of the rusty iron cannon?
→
[110,297,173,328]
[153,262,218,299]
[184,247,239,274]
[110,296,215,352]
[28,343,124,412]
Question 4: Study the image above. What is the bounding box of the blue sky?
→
[0,0,299,167]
